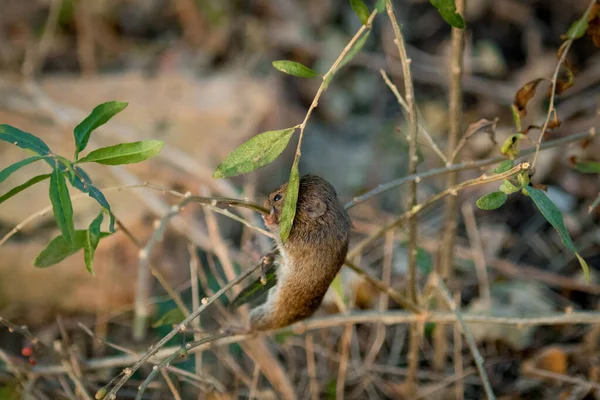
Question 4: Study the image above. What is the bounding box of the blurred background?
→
[0,0,599,399]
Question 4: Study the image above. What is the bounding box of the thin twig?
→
[21,0,61,78]
[306,334,319,400]
[160,370,183,400]
[344,259,420,313]
[380,69,447,164]
[453,292,464,400]
[344,129,595,210]
[461,202,491,303]
[77,322,225,390]
[430,274,495,400]
[523,366,600,392]
[103,261,262,399]
[349,163,530,257]
[25,310,600,377]
[364,231,393,367]
[435,0,466,372]
[187,244,204,390]
[385,0,420,393]
[336,324,353,399]
[531,0,598,169]
[249,365,261,400]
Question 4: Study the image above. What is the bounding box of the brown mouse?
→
[248,174,352,331]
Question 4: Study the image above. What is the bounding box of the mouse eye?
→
[273,194,282,202]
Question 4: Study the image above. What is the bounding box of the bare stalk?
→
[385,0,420,394]
[434,0,466,372]
[429,274,495,399]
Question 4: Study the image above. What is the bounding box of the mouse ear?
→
[303,198,326,219]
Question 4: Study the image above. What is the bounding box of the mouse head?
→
[263,175,329,229]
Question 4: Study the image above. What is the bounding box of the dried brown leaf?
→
[547,111,562,130]
[550,63,575,96]
[514,78,544,117]
[464,118,498,142]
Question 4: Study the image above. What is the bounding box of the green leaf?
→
[575,160,600,174]
[350,0,370,25]
[524,186,589,282]
[229,263,277,308]
[575,253,590,284]
[429,0,465,29]
[280,163,300,242]
[523,186,576,252]
[476,191,508,210]
[68,167,115,232]
[499,179,520,195]
[500,133,526,160]
[0,156,46,184]
[0,174,51,204]
[49,167,75,243]
[34,230,111,268]
[565,16,589,39]
[0,124,51,155]
[375,0,387,12]
[153,308,185,327]
[493,160,514,174]
[73,101,128,159]
[84,211,104,275]
[213,128,296,178]
[339,31,371,71]
[510,104,522,132]
[77,140,164,165]
[272,60,319,78]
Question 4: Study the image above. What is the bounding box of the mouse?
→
[248,174,352,331]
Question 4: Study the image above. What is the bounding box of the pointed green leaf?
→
[84,211,104,275]
[272,60,319,78]
[280,162,300,242]
[499,179,520,194]
[339,31,371,71]
[0,156,46,184]
[575,160,600,174]
[350,0,370,25]
[476,191,507,210]
[213,127,296,178]
[565,16,589,39]
[0,124,51,155]
[34,230,111,268]
[429,0,465,29]
[68,167,115,232]
[523,186,577,253]
[50,167,75,243]
[0,174,51,204]
[524,186,589,282]
[153,308,185,327]
[230,263,277,308]
[74,101,128,159]
[493,160,514,174]
[375,0,387,12]
[77,140,164,165]
[575,253,590,284]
